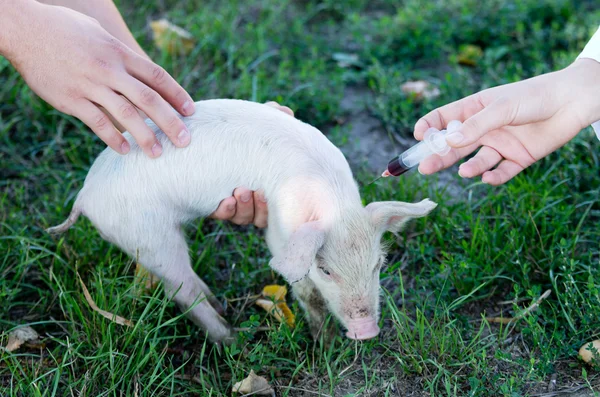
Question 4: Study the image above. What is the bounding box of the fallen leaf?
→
[455,44,483,67]
[400,80,441,101]
[135,263,159,292]
[232,370,275,396]
[277,302,295,328]
[4,326,39,352]
[579,340,600,365]
[262,285,287,302]
[150,19,195,55]
[257,285,296,327]
[256,299,284,321]
[78,273,133,327]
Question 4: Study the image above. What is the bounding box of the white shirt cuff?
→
[577,25,600,140]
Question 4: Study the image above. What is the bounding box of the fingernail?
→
[121,141,130,154]
[241,192,251,203]
[259,192,267,203]
[182,101,195,116]
[151,142,162,157]
[446,131,464,145]
[178,129,190,146]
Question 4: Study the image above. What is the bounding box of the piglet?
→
[47,99,437,343]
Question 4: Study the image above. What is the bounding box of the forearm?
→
[0,0,36,58]
[574,25,600,138]
[36,0,150,59]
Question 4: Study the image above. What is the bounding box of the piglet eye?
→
[319,266,331,276]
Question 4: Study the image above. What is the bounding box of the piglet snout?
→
[345,318,380,340]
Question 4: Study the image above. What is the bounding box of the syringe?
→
[381,120,462,177]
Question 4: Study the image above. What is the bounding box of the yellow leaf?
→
[255,299,295,328]
[456,44,483,67]
[256,299,284,319]
[257,284,295,328]
[150,19,195,55]
[277,302,296,328]
[262,285,287,301]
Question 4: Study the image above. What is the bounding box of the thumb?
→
[446,97,515,148]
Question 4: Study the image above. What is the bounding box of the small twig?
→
[485,290,551,325]
[227,294,262,302]
[77,272,133,327]
[233,326,273,333]
[497,297,531,305]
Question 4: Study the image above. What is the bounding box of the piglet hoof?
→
[213,322,237,344]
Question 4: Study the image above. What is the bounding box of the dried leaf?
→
[455,44,483,67]
[277,302,296,328]
[4,326,39,352]
[401,80,441,101]
[256,298,283,319]
[135,263,159,292]
[150,19,195,55]
[579,340,600,365]
[257,285,296,328]
[262,285,287,302]
[232,370,275,396]
[78,273,133,327]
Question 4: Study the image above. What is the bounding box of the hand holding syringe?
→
[382,120,463,177]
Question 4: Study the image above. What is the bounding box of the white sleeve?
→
[577,26,600,140]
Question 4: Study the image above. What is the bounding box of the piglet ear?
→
[366,199,437,234]
[269,221,326,284]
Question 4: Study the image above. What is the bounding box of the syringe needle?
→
[367,176,383,185]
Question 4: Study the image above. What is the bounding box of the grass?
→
[2,0,600,395]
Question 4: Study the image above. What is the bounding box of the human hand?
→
[2,1,194,158]
[414,59,600,185]
[209,101,294,227]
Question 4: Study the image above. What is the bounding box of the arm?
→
[37,0,149,59]
[411,27,600,185]
[577,25,600,139]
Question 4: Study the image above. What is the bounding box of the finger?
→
[265,101,294,117]
[447,97,516,149]
[91,89,162,158]
[458,146,503,178]
[210,196,237,221]
[252,190,269,228]
[417,142,479,174]
[72,100,130,154]
[413,93,488,140]
[125,56,195,117]
[230,188,254,225]
[481,160,525,185]
[117,76,191,148]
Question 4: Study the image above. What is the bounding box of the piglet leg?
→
[292,277,337,342]
[131,228,232,344]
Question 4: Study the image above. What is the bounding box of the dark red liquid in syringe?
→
[386,157,411,176]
